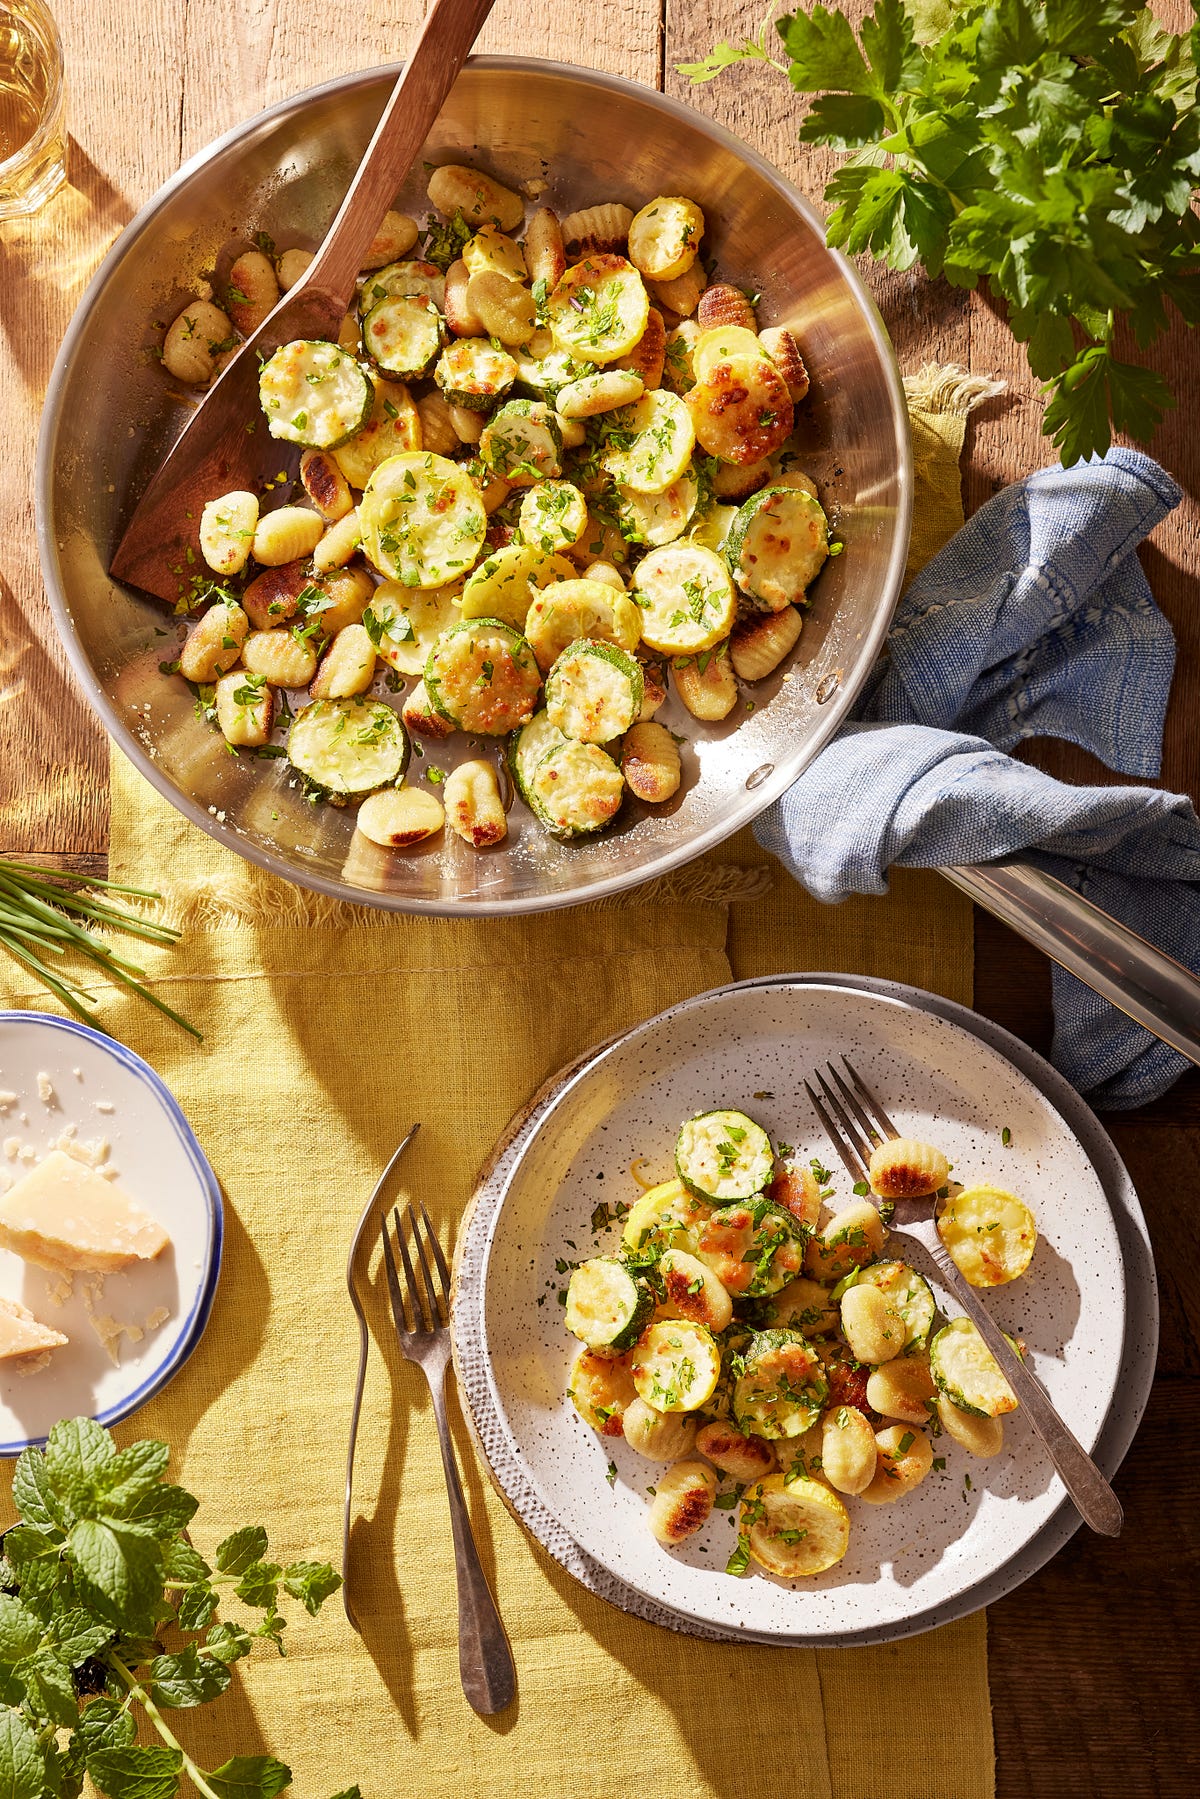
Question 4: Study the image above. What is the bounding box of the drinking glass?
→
[0,0,66,220]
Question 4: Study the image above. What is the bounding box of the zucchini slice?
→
[733,1329,829,1439]
[630,1320,721,1413]
[621,1178,712,1255]
[258,341,373,450]
[727,486,829,613]
[675,1109,774,1204]
[512,336,594,402]
[527,739,625,838]
[358,259,446,317]
[362,581,460,679]
[479,400,564,486]
[424,616,541,735]
[741,1473,850,1577]
[695,1199,804,1298]
[692,325,768,384]
[937,1184,1038,1288]
[929,1316,1020,1418]
[545,639,644,744]
[508,708,568,805]
[525,578,643,673]
[359,452,486,589]
[547,254,650,365]
[568,1345,636,1436]
[461,542,575,631]
[435,336,517,411]
[565,1258,654,1354]
[360,294,444,380]
[286,697,408,803]
[615,469,699,548]
[631,543,736,656]
[604,391,696,495]
[331,374,422,490]
[685,353,795,466]
[857,1261,937,1348]
[519,479,589,552]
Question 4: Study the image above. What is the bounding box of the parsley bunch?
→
[0,1418,355,1799]
[682,1,1200,463]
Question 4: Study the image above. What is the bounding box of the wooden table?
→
[2,2,1197,1791]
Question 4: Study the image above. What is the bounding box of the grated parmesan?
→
[36,1072,57,1106]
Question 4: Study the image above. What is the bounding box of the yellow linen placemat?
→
[1,370,995,1798]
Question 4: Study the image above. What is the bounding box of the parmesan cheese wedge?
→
[0,1151,170,1273]
[0,1295,68,1360]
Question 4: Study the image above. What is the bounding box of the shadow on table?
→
[0,138,135,396]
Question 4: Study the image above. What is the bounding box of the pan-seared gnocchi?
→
[559,1108,1039,1577]
[152,167,836,851]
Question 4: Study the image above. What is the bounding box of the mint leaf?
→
[161,1538,211,1584]
[175,1582,219,1632]
[0,1592,43,1663]
[118,1484,199,1538]
[50,1606,115,1666]
[330,1789,365,1799]
[281,1561,342,1617]
[75,1697,137,1757]
[0,1709,46,1799]
[98,1441,171,1510]
[204,1755,292,1799]
[86,1744,184,1799]
[148,1644,233,1708]
[45,1417,115,1511]
[19,1645,80,1727]
[205,1621,253,1665]
[12,1446,64,1532]
[68,1518,163,1633]
[235,1562,282,1609]
[215,1526,268,1575]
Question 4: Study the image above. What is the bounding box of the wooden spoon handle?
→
[302,0,496,308]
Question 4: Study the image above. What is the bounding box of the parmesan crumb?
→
[15,1350,53,1378]
[144,1305,170,1331]
[3,1138,19,1160]
[94,1100,115,1115]
[17,1144,36,1164]
[45,1273,74,1308]
[0,1091,17,1110]
[72,1067,83,1080]
[36,1072,57,1106]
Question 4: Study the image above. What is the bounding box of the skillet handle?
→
[943,859,1200,1070]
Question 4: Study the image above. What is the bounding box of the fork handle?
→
[927,1239,1124,1536]
[425,1360,517,1714]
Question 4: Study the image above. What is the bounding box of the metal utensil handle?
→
[944,859,1200,1069]
[302,0,497,308]
[924,1233,1123,1536]
[426,1354,517,1715]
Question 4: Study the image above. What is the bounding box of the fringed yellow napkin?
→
[0,369,997,1798]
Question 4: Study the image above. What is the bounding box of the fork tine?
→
[408,1203,444,1326]
[379,1213,410,1336]
[842,1058,901,1140]
[813,1068,875,1167]
[827,1061,883,1147]
[804,1079,869,1183]
[393,1205,429,1330]
[418,1201,452,1308]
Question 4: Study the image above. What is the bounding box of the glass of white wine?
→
[0,0,66,220]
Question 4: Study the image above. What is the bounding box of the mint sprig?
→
[681,0,1200,464]
[0,1418,354,1799]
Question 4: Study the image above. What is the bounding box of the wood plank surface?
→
[3,3,1199,1795]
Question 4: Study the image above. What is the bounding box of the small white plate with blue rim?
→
[0,1011,222,1454]
[473,979,1136,1644]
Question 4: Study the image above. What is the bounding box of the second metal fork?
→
[805,1058,1123,1538]
[380,1202,516,1715]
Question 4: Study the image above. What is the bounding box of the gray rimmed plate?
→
[452,975,1155,1646]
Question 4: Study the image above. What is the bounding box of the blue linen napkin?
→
[755,447,1198,1109]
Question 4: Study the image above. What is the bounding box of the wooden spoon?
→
[110,0,496,605]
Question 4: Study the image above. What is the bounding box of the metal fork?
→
[380,1201,516,1715]
[805,1058,1123,1538]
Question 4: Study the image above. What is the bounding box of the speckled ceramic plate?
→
[463,978,1147,1645]
[0,1012,222,1454]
